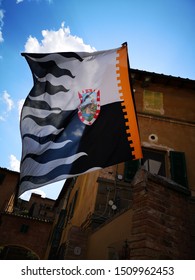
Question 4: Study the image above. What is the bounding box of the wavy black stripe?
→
[21,144,73,164]
[22,132,62,144]
[20,163,74,185]
[22,52,84,62]
[23,110,76,129]
[23,96,61,111]
[29,80,69,97]
[25,57,75,79]
[35,60,75,78]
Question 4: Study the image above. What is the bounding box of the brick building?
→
[0,168,55,259]
[0,168,19,213]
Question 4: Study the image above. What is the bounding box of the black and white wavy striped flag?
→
[19,44,142,196]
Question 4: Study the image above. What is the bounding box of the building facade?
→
[0,168,19,213]
[0,168,55,259]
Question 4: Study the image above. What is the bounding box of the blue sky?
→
[0,0,194,200]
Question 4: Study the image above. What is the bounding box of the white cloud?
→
[0,9,4,26]
[24,22,96,53]
[0,9,4,43]
[0,115,5,121]
[9,154,20,172]
[2,90,14,111]
[0,91,14,121]
[18,99,25,120]
[0,30,3,43]
[16,0,52,4]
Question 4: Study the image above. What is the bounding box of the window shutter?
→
[124,160,140,182]
[57,209,67,229]
[49,209,67,259]
[20,224,29,233]
[170,151,188,188]
[69,190,79,219]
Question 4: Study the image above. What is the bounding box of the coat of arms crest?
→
[78,89,101,125]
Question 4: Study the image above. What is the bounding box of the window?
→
[66,190,79,224]
[124,160,140,182]
[141,148,188,188]
[141,147,166,176]
[143,90,164,115]
[57,209,67,229]
[49,209,66,255]
[20,224,29,233]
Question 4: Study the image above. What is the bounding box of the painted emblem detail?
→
[78,89,101,125]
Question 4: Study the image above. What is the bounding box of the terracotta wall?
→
[0,213,52,259]
[134,80,195,194]
[0,168,19,212]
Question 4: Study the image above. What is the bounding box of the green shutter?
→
[124,160,140,182]
[49,209,67,259]
[20,224,29,233]
[69,190,78,219]
[170,151,188,188]
[57,209,67,229]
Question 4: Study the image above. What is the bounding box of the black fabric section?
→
[69,101,134,173]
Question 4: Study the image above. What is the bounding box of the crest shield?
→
[78,89,101,125]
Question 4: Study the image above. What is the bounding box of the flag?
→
[19,44,142,196]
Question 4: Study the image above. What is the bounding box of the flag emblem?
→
[78,89,100,125]
[19,44,142,196]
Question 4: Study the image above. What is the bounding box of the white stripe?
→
[21,106,61,119]
[21,152,87,177]
[22,139,72,159]
[28,91,80,111]
[37,73,73,88]
[19,166,101,196]
[21,118,64,137]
